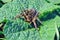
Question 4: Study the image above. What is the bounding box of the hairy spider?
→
[15,9,42,29]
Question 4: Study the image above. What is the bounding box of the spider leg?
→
[37,18,42,24]
[32,16,37,28]
[14,15,20,19]
[15,13,24,19]
[33,21,37,29]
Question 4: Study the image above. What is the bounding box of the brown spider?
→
[15,9,42,29]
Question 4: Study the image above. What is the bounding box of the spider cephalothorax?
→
[15,9,42,29]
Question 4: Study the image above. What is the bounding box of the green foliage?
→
[3,19,40,40]
[46,0,60,4]
[40,19,55,40]
[0,0,60,22]
[54,16,60,27]
[1,0,12,3]
[0,2,3,8]
[0,0,60,40]
[0,0,4,8]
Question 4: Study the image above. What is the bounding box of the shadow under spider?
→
[40,9,60,21]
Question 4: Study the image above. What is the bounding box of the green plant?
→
[0,0,60,40]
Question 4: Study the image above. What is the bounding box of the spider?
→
[15,9,42,29]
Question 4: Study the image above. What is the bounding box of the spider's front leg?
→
[15,13,24,19]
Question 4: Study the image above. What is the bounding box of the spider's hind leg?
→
[37,18,42,24]
[33,21,39,30]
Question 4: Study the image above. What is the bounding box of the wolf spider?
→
[15,9,42,29]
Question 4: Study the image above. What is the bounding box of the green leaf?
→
[3,12,60,40]
[4,28,40,40]
[1,0,12,3]
[3,16,58,40]
[0,0,60,22]
[40,19,56,40]
[46,0,60,4]
[54,16,60,27]
[3,19,30,35]
[39,16,60,40]
[0,0,59,40]
[3,19,41,40]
